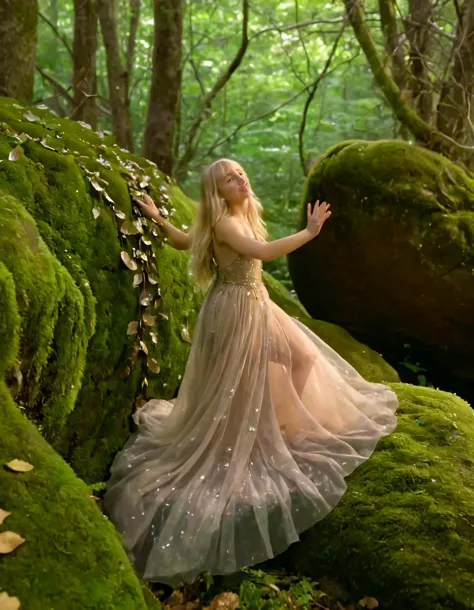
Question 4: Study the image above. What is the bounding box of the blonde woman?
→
[104,158,398,586]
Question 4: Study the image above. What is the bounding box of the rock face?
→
[0,96,202,483]
[271,383,474,610]
[288,140,474,403]
[0,381,160,610]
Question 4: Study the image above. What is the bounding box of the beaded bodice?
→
[215,254,263,292]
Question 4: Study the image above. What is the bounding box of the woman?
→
[103,158,398,585]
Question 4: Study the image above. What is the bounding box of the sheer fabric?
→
[103,252,398,585]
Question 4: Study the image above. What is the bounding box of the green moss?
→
[0,96,202,482]
[263,271,399,383]
[300,139,474,270]
[0,381,160,609]
[274,384,474,609]
[0,261,20,374]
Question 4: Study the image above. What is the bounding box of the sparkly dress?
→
[103,250,398,585]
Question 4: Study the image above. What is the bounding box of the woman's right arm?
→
[215,201,331,262]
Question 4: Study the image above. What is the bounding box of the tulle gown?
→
[103,247,398,585]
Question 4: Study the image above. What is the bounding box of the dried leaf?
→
[5,459,34,473]
[115,209,126,220]
[358,598,379,609]
[0,508,11,525]
[121,251,138,271]
[0,592,21,610]
[103,191,115,203]
[120,366,131,379]
[181,328,191,343]
[133,273,143,287]
[90,180,103,192]
[121,220,141,236]
[139,340,148,355]
[147,359,161,374]
[40,137,56,151]
[139,176,152,188]
[150,332,158,345]
[127,321,139,336]
[208,592,239,610]
[92,207,101,219]
[141,236,152,246]
[143,313,156,326]
[140,289,153,306]
[148,276,158,285]
[8,146,21,162]
[158,312,169,320]
[77,120,92,130]
[0,531,25,554]
[24,110,40,122]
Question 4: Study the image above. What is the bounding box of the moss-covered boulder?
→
[0,96,202,483]
[270,383,474,609]
[0,380,160,609]
[263,270,399,383]
[288,140,474,403]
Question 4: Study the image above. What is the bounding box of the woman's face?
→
[217,163,250,205]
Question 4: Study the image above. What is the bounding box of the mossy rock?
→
[270,383,474,609]
[263,270,399,383]
[0,380,161,609]
[288,139,474,403]
[0,96,203,483]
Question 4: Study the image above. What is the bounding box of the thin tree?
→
[0,0,38,103]
[72,0,98,128]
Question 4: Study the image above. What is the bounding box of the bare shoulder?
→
[214,215,245,244]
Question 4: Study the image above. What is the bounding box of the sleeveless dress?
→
[103,251,398,585]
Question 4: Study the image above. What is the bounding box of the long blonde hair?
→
[188,158,268,291]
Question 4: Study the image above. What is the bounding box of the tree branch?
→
[175,0,249,180]
[299,17,347,175]
[38,11,73,59]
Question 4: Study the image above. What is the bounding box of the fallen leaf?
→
[40,137,57,151]
[147,358,160,374]
[358,597,379,609]
[90,180,103,192]
[0,592,21,610]
[92,207,101,219]
[150,332,159,344]
[181,328,191,343]
[120,366,131,379]
[158,312,169,320]
[121,220,141,235]
[114,209,126,220]
[133,273,143,287]
[0,508,11,524]
[5,459,34,473]
[139,340,148,355]
[8,147,21,162]
[148,275,158,285]
[127,321,138,336]
[143,313,156,326]
[121,251,138,271]
[208,592,239,610]
[24,110,40,122]
[0,531,26,554]
[140,289,153,306]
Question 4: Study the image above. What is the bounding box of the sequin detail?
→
[216,254,265,297]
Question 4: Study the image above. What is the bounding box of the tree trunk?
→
[143,0,183,175]
[96,0,134,151]
[436,0,474,148]
[0,0,38,103]
[378,0,407,90]
[404,0,434,123]
[72,0,98,129]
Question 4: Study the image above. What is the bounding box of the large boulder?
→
[288,140,474,403]
[271,383,474,610]
[0,96,202,483]
[263,270,399,383]
[0,382,160,609]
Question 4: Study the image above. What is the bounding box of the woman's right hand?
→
[306,199,331,237]
[134,193,165,226]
